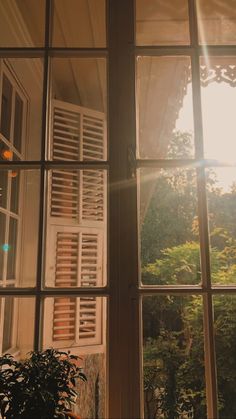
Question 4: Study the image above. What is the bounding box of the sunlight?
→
[176,80,236,191]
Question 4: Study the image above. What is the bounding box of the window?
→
[1,1,236,418]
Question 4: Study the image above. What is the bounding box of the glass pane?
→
[6,218,18,281]
[0,170,8,208]
[0,212,6,281]
[0,1,45,47]
[49,58,107,161]
[14,93,23,153]
[52,0,106,47]
[136,56,194,159]
[197,0,236,45]
[0,59,43,160]
[45,169,107,287]
[10,171,20,214]
[1,74,13,141]
[136,0,190,46]
[200,56,236,162]
[143,295,206,418]
[0,297,35,356]
[2,296,14,352]
[214,295,236,417]
[0,170,40,287]
[43,296,107,418]
[206,167,236,285]
[140,168,201,285]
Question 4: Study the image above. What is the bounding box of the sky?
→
[176,80,236,191]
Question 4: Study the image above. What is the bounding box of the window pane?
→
[6,218,18,281]
[206,167,236,285]
[43,296,107,418]
[136,56,194,159]
[200,56,236,162]
[10,171,20,214]
[0,169,8,209]
[0,170,40,288]
[0,213,6,281]
[136,0,190,46]
[0,1,45,47]
[0,297,35,357]
[14,93,23,153]
[1,74,13,141]
[0,59,43,160]
[49,58,107,162]
[140,168,201,285]
[197,0,236,45]
[214,295,236,417]
[143,295,206,418]
[45,169,107,288]
[52,0,106,47]
[2,296,14,352]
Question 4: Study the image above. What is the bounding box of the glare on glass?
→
[200,57,236,162]
[136,0,190,46]
[142,295,206,418]
[136,56,194,159]
[140,168,201,285]
[197,0,236,45]
[43,296,107,418]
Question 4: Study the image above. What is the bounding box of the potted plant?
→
[0,348,86,419]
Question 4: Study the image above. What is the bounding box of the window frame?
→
[1,1,236,418]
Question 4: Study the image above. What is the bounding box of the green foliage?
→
[0,349,87,419]
[142,131,236,417]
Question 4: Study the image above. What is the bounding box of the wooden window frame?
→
[1,1,236,418]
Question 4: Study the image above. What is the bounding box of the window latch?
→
[127,145,136,179]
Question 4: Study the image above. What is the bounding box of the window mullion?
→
[108,1,140,418]
[189,1,218,416]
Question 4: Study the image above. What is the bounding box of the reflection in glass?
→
[7,218,18,280]
[0,1,45,47]
[14,93,23,153]
[45,169,107,288]
[0,170,8,208]
[136,0,190,46]
[0,170,40,288]
[214,295,236,417]
[200,56,236,161]
[0,213,6,280]
[2,296,14,352]
[43,296,106,418]
[206,168,236,285]
[0,297,35,357]
[10,173,20,214]
[1,75,12,140]
[0,59,43,160]
[143,295,206,418]
[52,0,106,47]
[197,0,236,45]
[140,168,201,285]
[136,56,194,159]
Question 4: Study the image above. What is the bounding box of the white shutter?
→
[49,99,106,226]
[45,227,103,348]
[45,99,106,349]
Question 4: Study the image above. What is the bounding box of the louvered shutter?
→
[45,99,106,349]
